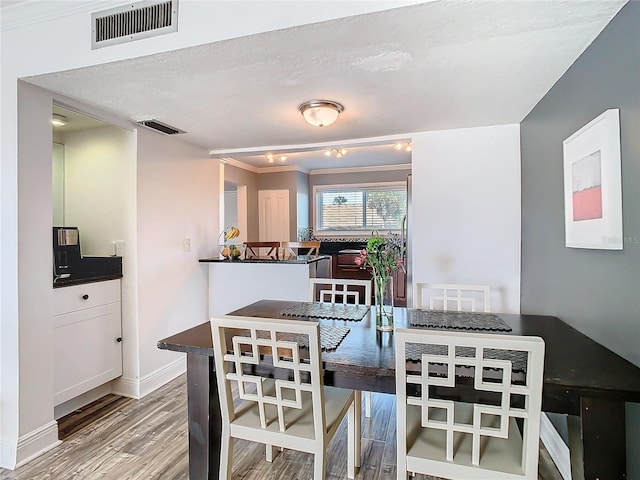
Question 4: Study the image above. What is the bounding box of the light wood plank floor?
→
[0,374,563,480]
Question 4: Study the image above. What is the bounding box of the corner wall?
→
[411,124,522,313]
[520,3,640,477]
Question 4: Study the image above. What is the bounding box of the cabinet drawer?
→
[337,254,361,265]
[54,279,121,315]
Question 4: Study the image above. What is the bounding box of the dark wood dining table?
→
[157,299,640,480]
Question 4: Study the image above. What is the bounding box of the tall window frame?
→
[312,181,407,237]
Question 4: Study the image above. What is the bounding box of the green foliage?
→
[356,234,404,280]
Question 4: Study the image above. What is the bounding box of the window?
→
[314,182,407,235]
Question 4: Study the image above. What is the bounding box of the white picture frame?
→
[563,109,622,249]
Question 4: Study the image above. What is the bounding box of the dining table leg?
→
[186,353,221,480]
[574,396,626,480]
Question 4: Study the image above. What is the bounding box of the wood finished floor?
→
[0,374,563,480]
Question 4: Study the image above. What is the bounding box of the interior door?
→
[258,189,290,242]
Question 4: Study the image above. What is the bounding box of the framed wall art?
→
[563,109,623,249]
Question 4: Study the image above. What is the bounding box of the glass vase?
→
[373,274,394,331]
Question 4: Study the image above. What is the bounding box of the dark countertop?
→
[53,273,123,288]
[199,255,331,264]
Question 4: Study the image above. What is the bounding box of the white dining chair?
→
[395,329,545,480]
[309,277,374,419]
[211,315,361,480]
[414,282,491,312]
[309,277,372,306]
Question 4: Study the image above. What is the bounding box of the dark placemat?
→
[249,326,350,352]
[408,310,512,332]
[280,302,369,322]
[405,344,527,373]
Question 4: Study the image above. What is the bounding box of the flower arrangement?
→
[355,234,404,278]
[355,234,404,330]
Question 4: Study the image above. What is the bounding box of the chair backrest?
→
[282,241,320,257]
[414,282,491,312]
[395,329,545,479]
[211,315,325,440]
[309,278,372,306]
[243,241,280,259]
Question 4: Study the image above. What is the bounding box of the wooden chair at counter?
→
[243,241,280,259]
[281,241,321,258]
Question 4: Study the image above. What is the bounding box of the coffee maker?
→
[53,227,82,278]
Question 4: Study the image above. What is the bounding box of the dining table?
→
[157,299,640,480]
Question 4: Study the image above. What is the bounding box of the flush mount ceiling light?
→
[51,113,68,127]
[266,153,287,164]
[298,100,344,127]
[324,148,347,159]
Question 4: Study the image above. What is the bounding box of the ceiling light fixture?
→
[266,154,287,164]
[51,113,68,127]
[324,148,347,159]
[394,142,412,152]
[298,100,344,127]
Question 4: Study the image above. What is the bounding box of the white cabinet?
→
[53,279,122,406]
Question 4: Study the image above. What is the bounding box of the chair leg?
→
[265,444,279,462]
[365,391,372,418]
[313,454,326,479]
[353,391,361,468]
[220,432,234,480]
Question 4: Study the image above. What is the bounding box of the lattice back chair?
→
[243,241,280,259]
[309,278,372,306]
[415,283,491,313]
[309,277,374,419]
[395,329,545,480]
[211,315,361,479]
[282,241,321,257]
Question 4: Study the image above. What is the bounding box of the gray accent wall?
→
[520,2,639,478]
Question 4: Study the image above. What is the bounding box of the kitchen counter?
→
[202,255,331,315]
[53,273,123,288]
[199,255,330,264]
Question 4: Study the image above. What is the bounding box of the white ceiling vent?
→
[136,119,185,135]
[92,0,178,50]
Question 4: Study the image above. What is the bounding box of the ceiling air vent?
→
[136,119,185,135]
[92,0,178,50]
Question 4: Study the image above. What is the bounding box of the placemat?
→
[405,344,527,373]
[250,326,351,352]
[280,302,369,322]
[408,310,512,332]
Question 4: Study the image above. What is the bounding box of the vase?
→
[373,274,394,331]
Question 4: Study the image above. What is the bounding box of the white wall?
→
[410,124,522,313]
[63,125,132,256]
[135,127,218,396]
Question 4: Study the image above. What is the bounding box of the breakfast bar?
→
[199,255,330,316]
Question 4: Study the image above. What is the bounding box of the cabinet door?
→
[53,302,122,406]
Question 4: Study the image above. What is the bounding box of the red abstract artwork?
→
[572,151,602,221]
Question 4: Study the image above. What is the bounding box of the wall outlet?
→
[183,237,191,252]
[115,241,125,257]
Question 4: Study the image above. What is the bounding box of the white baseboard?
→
[15,420,61,469]
[111,357,185,400]
[540,412,572,480]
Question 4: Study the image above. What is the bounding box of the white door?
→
[258,189,290,241]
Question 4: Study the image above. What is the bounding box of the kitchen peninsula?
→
[199,254,330,315]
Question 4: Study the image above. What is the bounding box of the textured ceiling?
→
[25,0,625,170]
